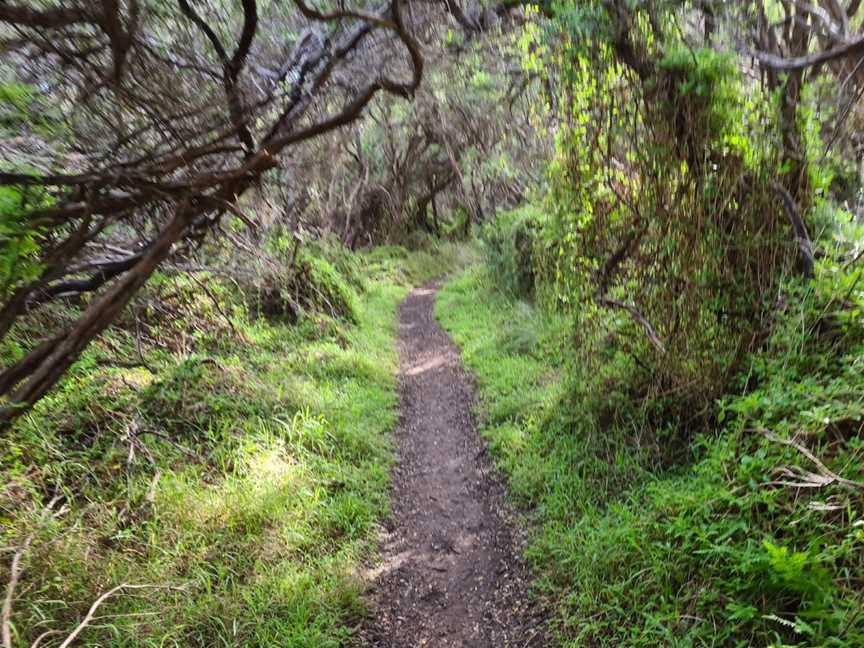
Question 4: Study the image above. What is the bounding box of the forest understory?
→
[4,0,864,646]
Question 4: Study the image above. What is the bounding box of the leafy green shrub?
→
[479,205,545,298]
[243,248,359,324]
[0,81,57,134]
[439,262,864,647]
[301,253,360,322]
[0,186,49,299]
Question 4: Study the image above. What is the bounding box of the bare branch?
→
[599,297,667,354]
[1,534,33,648]
[772,181,815,278]
[762,430,864,489]
[752,33,864,70]
[291,0,398,29]
[55,584,182,648]
[0,4,92,28]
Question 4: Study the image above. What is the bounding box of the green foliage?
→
[479,205,545,299]
[0,186,48,298]
[0,81,61,299]
[658,47,753,159]
[363,240,478,286]
[439,264,864,647]
[0,244,468,646]
[0,81,62,139]
[535,22,792,438]
[301,253,360,322]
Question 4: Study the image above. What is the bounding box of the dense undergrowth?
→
[438,255,864,647]
[431,6,864,645]
[0,241,471,647]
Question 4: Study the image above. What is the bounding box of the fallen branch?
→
[2,534,33,648]
[752,33,864,71]
[764,464,836,489]
[762,430,864,490]
[29,630,61,648]
[2,496,64,648]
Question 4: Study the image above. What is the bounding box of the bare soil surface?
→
[357,284,546,648]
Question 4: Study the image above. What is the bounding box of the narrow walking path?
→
[358,284,545,647]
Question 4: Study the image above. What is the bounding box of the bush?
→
[438,256,864,648]
[479,205,545,298]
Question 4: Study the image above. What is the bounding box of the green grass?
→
[0,242,470,647]
[437,265,864,648]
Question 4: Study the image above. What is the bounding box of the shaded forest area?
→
[2,0,864,646]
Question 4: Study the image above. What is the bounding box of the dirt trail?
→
[358,284,545,647]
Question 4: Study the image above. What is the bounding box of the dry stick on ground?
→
[2,496,64,648]
[762,429,864,489]
[29,630,62,648]
[1,534,33,648]
[55,584,183,648]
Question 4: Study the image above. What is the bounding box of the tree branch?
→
[772,181,815,278]
[752,33,864,70]
[0,4,92,28]
[599,297,667,354]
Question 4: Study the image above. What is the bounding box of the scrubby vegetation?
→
[437,3,864,647]
[5,0,864,646]
[440,260,864,646]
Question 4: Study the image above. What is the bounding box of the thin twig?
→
[2,496,62,648]
[187,272,240,338]
[56,584,181,648]
[29,630,62,648]
[762,429,864,490]
[2,534,33,648]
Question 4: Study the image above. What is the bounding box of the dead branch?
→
[599,297,667,354]
[752,32,864,70]
[1,534,33,648]
[762,430,864,490]
[0,5,92,29]
[2,497,64,648]
[29,630,62,648]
